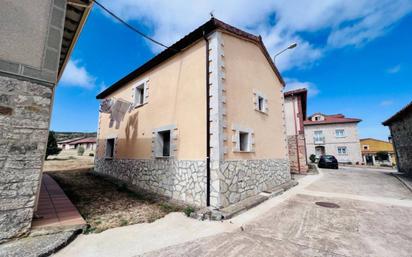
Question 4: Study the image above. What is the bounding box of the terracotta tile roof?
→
[304,113,361,126]
[68,137,96,145]
[382,100,412,126]
[96,17,284,99]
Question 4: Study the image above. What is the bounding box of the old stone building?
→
[284,88,308,173]
[383,101,412,175]
[95,18,291,209]
[0,0,91,241]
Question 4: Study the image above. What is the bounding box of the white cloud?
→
[386,64,401,74]
[60,59,96,89]
[284,78,319,97]
[100,0,412,71]
[380,100,394,106]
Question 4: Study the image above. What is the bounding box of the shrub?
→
[183,206,195,217]
[309,154,317,163]
[77,146,85,156]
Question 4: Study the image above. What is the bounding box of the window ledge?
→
[254,109,268,115]
[233,150,255,153]
[134,103,147,109]
[155,156,174,159]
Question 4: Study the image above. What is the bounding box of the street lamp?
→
[273,42,297,61]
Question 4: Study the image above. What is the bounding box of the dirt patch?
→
[43,155,94,172]
[47,170,184,233]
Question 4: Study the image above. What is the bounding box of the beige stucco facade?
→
[96,40,207,161]
[95,21,291,208]
[222,33,287,160]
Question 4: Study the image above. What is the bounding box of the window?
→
[105,138,115,159]
[254,91,267,113]
[133,79,148,107]
[363,145,369,150]
[337,146,347,155]
[156,130,171,157]
[257,96,264,112]
[336,129,345,137]
[239,132,250,152]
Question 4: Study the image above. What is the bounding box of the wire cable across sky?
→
[92,0,174,50]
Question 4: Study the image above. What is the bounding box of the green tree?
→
[46,131,61,160]
[309,154,317,163]
[77,146,85,156]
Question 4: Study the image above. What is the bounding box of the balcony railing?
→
[313,136,325,144]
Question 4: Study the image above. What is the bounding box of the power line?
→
[92,0,176,51]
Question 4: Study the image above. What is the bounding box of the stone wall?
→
[212,159,290,207]
[95,158,207,207]
[0,75,52,242]
[287,135,308,173]
[389,111,412,175]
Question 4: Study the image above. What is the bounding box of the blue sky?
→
[52,1,412,140]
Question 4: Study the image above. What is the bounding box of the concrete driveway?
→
[140,167,412,257]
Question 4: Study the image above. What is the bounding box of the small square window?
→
[157,130,171,157]
[239,132,250,152]
[363,145,369,150]
[105,138,115,159]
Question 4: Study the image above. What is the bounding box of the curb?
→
[393,174,412,193]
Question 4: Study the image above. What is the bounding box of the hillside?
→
[53,131,97,142]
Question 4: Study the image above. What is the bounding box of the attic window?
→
[363,145,369,150]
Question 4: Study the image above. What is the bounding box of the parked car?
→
[318,155,338,169]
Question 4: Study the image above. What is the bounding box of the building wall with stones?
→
[95,159,207,206]
[0,76,53,242]
[95,30,291,209]
[388,110,412,175]
[0,0,67,242]
[287,135,308,173]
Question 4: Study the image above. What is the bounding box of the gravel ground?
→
[47,170,184,233]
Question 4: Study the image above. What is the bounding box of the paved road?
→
[141,168,412,257]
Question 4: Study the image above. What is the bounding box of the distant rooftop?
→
[304,113,361,126]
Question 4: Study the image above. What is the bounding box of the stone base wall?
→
[0,76,52,242]
[95,158,207,207]
[212,159,291,208]
[287,134,308,174]
[390,111,412,175]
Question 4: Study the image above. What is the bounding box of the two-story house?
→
[95,18,291,209]
[304,113,362,164]
[284,88,308,173]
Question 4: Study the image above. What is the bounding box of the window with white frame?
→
[105,138,115,159]
[232,125,253,152]
[254,91,267,113]
[335,129,345,137]
[155,130,171,157]
[337,146,347,155]
[133,79,148,107]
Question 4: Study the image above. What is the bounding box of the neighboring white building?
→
[304,113,362,164]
